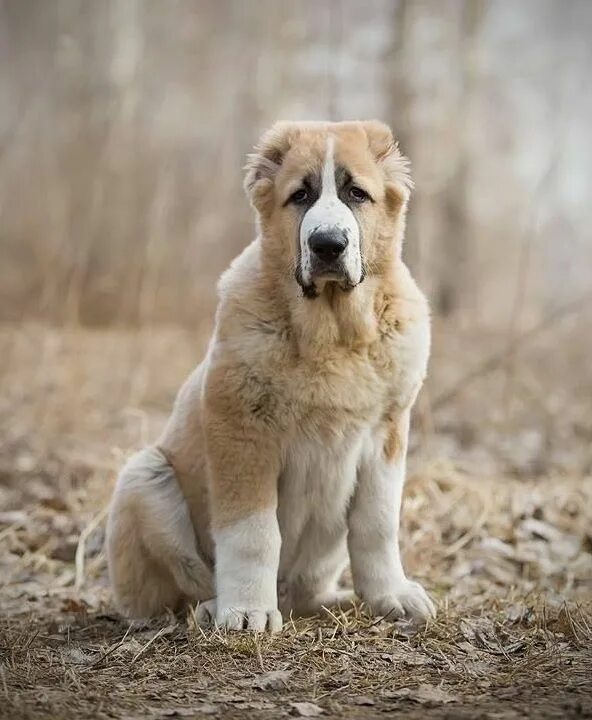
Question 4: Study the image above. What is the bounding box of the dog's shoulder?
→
[217,239,261,301]
[215,239,290,346]
[203,240,293,429]
[369,262,431,409]
[375,261,430,338]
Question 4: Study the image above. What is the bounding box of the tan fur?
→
[106,121,432,625]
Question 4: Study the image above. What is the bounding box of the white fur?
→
[299,136,362,287]
[348,417,435,620]
[109,427,433,625]
[276,431,363,614]
[107,128,433,628]
[213,508,283,631]
[108,324,433,627]
[106,447,213,617]
[212,414,434,624]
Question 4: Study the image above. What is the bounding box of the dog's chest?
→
[239,292,430,438]
[277,428,366,573]
[284,327,426,430]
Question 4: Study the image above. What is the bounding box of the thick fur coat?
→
[106,120,435,632]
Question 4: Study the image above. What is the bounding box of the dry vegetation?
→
[0,321,590,719]
[1,2,592,718]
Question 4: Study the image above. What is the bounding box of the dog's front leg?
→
[348,410,435,622]
[204,397,282,633]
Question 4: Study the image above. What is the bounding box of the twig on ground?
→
[75,506,109,591]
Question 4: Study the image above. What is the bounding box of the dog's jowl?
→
[106,121,435,632]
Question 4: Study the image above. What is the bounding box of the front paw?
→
[216,605,283,633]
[365,579,436,622]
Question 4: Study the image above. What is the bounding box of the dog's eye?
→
[349,186,369,203]
[289,188,308,204]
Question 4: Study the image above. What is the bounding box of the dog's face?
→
[245,121,412,297]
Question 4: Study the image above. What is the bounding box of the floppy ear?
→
[363,120,413,213]
[244,123,291,212]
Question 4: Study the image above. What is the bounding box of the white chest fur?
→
[276,427,372,607]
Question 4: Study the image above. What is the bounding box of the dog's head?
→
[244,121,412,297]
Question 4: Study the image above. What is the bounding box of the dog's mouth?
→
[295,222,365,299]
[295,259,363,299]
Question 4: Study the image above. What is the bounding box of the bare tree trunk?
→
[436,1,486,318]
[386,0,486,318]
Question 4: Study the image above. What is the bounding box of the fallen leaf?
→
[520,518,563,543]
[146,705,218,717]
[461,659,494,677]
[290,701,324,716]
[0,511,28,526]
[211,693,247,704]
[480,537,516,560]
[460,618,496,649]
[387,684,458,705]
[61,646,90,664]
[460,618,525,655]
[504,603,532,624]
[50,537,78,561]
[242,669,292,691]
[381,650,431,666]
[235,700,277,711]
[61,597,89,614]
[41,496,69,512]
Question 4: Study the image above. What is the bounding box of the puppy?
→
[106,120,435,632]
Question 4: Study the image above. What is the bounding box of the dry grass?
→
[2,599,591,719]
[0,322,591,719]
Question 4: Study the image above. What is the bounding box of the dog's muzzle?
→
[309,228,348,270]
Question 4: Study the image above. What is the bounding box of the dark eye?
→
[349,186,369,203]
[290,188,308,204]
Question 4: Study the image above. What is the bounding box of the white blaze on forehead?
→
[321,135,338,196]
[299,135,363,288]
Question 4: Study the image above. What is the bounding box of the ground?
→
[0,323,591,719]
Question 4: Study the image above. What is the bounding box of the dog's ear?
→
[363,120,413,213]
[244,124,291,211]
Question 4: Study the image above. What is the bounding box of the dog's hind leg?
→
[106,446,213,618]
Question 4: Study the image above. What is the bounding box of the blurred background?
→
[2,0,592,327]
[1,6,591,711]
[1,0,592,517]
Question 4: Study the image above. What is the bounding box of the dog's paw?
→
[193,598,217,626]
[216,606,283,633]
[365,579,436,622]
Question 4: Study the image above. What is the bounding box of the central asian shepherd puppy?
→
[106,120,436,632]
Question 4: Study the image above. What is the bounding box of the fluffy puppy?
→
[106,120,435,632]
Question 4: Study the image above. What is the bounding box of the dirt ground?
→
[1,323,591,719]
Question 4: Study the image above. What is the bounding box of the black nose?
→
[309,230,348,263]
